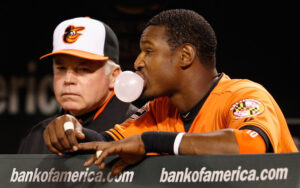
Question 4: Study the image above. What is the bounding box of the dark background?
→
[0,1,299,153]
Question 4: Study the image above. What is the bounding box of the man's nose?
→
[134,53,145,71]
[64,70,76,84]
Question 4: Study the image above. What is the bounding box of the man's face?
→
[134,25,180,99]
[53,54,111,116]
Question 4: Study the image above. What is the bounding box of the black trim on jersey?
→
[113,128,125,139]
[107,129,124,140]
[107,130,119,139]
[180,73,223,132]
[240,125,273,153]
[101,132,115,141]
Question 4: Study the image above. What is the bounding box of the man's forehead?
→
[140,25,168,44]
[53,55,106,66]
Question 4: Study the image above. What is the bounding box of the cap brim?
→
[40,49,109,61]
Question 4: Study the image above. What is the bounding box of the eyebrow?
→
[140,39,155,48]
[78,61,90,66]
[53,60,62,65]
[141,39,152,44]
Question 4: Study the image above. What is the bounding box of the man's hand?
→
[43,114,85,155]
[78,135,146,175]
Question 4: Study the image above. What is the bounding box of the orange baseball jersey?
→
[106,73,298,153]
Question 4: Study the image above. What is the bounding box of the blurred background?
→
[0,0,299,153]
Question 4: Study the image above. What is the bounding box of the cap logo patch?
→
[63,25,85,43]
[229,99,264,120]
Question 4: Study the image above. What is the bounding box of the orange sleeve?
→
[106,101,158,140]
[226,83,298,153]
[234,129,266,153]
[225,86,280,152]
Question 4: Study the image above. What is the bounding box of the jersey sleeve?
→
[233,129,266,153]
[105,101,158,140]
[225,85,281,152]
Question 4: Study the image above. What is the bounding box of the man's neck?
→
[170,70,219,113]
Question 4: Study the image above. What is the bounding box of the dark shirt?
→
[17,95,137,154]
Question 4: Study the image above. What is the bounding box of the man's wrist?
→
[141,131,185,155]
[173,132,185,155]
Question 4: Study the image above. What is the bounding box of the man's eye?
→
[56,66,66,71]
[78,68,91,72]
[145,49,152,54]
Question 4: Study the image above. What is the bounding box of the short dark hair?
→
[146,9,217,67]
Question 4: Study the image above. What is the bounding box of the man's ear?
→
[178,44,196,69]
[108,66,121,90]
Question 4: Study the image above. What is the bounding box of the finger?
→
[111,159,129,176]
[43,127,63,156]
[65,129,79,151]
[65,148,74,153]
[77,142,102,151]
[55,121,72,150]
[94,145,116,166]
[95,150,106,169]
[63,117,82,150]
[99,162,106,170]
[78,142,113,169]
[84,154,97,167]
[48,122,65,152]
[74,120,85,140]
[63,121,74,131]
[75,129,85,140]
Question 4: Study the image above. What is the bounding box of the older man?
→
[18,17,137,154]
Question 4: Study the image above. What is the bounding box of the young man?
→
[43,9,298,174]
[18,17,137,154]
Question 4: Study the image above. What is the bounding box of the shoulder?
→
[91,96,139,130]
[34,115,60,130]
[107,96,139,118]
[213,74,269,96]
[211,74,275,113]
[23,115,60,136]
[126,103,139,117]
[17,115,59,154]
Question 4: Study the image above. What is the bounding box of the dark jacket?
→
[18,96,137,154]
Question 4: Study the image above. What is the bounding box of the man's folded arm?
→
[82,128,114,142]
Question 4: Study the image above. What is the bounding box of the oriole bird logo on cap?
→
[63,25,85,43]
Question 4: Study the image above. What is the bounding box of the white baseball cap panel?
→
[40,17,119,64]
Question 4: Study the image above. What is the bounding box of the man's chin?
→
[61,104,83,115]
[66,110,85,117]
[138,89,155,102]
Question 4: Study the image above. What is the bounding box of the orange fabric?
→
[106,131,119,140]
[93,91,115,120]
[106,128,124,140]
[108,73,298,153]
[234,129,266,153]
[40,49,109,61]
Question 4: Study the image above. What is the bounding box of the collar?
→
[62,91,115,124]
[93,91,115,120]
[180,73,223,120]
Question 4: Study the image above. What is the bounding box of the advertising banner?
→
[1,153,299,188]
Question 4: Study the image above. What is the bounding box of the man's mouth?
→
[61,93,80,97]
[136,71,145,81]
